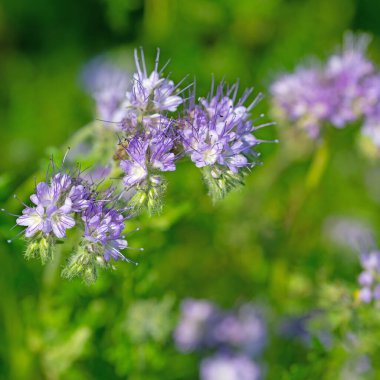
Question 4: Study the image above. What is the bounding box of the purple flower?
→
[82,58,130,124]
[360,251,380,272]
[16,175,76,238]
[182,81,269,173]
[120,138,149,187]
[359,287,372,303]
[81,199,129,262]
[270,67,331,138]
[200,354,261,380]
[361,74,380,146]
[270,33,378,139]
[120,129,177,188]
[211,305,266,356]
[325,34,375,127]
[174,299,217,352]
[357,250,380,304]
[123,49,184,125]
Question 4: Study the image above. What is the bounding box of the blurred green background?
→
[1,0,380,379]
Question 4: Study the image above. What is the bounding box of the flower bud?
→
[24,236,55,265]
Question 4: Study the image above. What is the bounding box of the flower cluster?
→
[174,299,266,380]
[10,163,137,283]
[357,250,380,304]
[270,33,380,142]
[84,49,272,210]
[181,82,275,201]
[6,49,273,283]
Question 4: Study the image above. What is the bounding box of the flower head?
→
[200,354,261,380]
[174,299,217,352]
[358,250,380,304]
[270,33,379,140]
[181,80,273,200]
[81,197,129,262]
[122,48,184,129]
[16,173,78,239]
[82,58,130,124]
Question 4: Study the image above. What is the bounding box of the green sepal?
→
[24,235,56,265]
[202,166,246,203]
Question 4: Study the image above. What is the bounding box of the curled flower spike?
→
[118,121,178,214]
[181,79,275,201]
[122,48,189,133]
[5,157,139,281]
[270,33,380,141]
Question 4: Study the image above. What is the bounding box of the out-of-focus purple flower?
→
[361,74,380,146]
[359,287,372,303]
[357,250,380,304]
[270,67,331,138]
[325,34,374,128]
[211,305,266,356]
[174,299,267,360]
[341,355,372,380]
[200,354,261,380]
[323,216,374,252]
[270,33,379,140]
[82,58,130,124]
[174,299,217,352]
[279,311,333,349]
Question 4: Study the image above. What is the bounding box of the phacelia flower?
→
[119,124,177,213]
[174,299,217,352]
[82,58,130,124]
[16,174,78,239]
[174,299,266,359]
[123,48,185,128]
[200,354,261,380]
[357,250,380,304]
[81,199,129,262]
[270,67,332,138]
[270,33,379,141]
[8,158,138,281]
[211,304,266,356]
[182,80,274,201]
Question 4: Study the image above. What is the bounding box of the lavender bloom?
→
[270,67,332,138]
[270,33,379,140]
[16,175,76,238]
[357,250,380,303]
[181,80,273,201]
[323,216,374,252]
[123,49,184,124]
[174,299,217,352]
[361,74,380,146]
[182,81,265,173]
[174,299,267,362]
[325,34,375,128]
[120,138,149,187]
[10,159,139,280]
[120,129,176,188]
[81,200,129,262]
[200,354,261,380]
[211,305,266,356]
[82,59,130,124]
